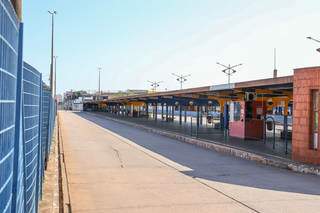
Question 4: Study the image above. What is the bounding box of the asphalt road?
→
[61,111,320,213]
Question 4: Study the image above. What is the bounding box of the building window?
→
[311,90,319,150]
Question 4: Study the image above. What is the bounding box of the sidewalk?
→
[58,111,254,213]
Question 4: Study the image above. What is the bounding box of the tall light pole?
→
[148,80,162,92]
[307,36,320,53]
[216,62,242,87]
[54,56,58,98]
[48,10,57,98]
[98,67,102,96]
[172,73,191,90]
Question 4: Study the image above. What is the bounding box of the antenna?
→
[148,80,163,92]
[216,62,242,87]
[273,48,277,78]
[172,73,191,90]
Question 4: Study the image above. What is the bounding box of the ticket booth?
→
[229,100,265,140]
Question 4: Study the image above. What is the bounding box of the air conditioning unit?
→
[245,92,256,101]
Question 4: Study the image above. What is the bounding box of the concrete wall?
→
[293,66,320,165]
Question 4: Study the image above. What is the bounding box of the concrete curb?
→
[96,114,320,176]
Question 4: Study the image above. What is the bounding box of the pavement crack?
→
[111,147,124,168]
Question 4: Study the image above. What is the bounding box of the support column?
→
[155,103,158,121]
[200,106,203,125]
[161,103,164,120]
[166,104,168,122]
[196,105,200,128]
[146,103,149,119]
[196,105,200,137]
[171,105,175,122]
[219,100,225,130]
[184,106,187,123]
[179,104,182,125]
[284,100,289,154]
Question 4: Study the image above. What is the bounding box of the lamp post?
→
[216,62,242,88]
[48,10,57,98]
[98,67,102,97]
[307,36,320,53]
[148,80,162,92]
[53,56,58,99]
[172,73,191,90]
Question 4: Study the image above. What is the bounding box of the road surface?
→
[59,111,320,213]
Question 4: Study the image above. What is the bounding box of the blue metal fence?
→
[0,0,20,212]
[0,1,56,213]
[22,62,42,213]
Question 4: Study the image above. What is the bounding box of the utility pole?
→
[48,10,57,98]
[307,36,320,53]
[216,62,242,88]
[98,67,102,96]
[54,56,58,98]
[148,80,162,92]
[172,73,191,90]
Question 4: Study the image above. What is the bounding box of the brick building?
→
[293,66,320,164]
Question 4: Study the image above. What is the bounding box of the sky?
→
[22,0,320,94]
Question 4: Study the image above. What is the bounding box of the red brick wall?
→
[293,66,320,165]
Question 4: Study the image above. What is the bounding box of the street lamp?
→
[48,10,57,98]
[172,73,191,90]
[307,36,320,53]
[53,56,58,99]
[148,80,163,92]
[216,62,242,87]
[98,67,102,95]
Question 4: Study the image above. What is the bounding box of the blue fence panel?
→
[0,0,20,212]
[22,62,42,213]
[41,88,51,168]
[11,21,25,213]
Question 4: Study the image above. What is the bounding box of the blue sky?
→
[23,0,320,94]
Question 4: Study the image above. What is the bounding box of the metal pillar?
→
[146,103,149,119]
[155,103,158,121]
[196,105,200,137]
[166,104,169,121]
[184,107,187,123]
[179,105,182,125]
[284,115,288,154]
[171,105,175,122]
[200,106,203,125]
[130,104,133,117]
[161,103,164,120]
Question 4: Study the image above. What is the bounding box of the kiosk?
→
[229,98,265,140]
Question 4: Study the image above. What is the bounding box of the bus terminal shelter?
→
[97,66,320,165]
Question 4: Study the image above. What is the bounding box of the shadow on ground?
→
[74,111,320,196]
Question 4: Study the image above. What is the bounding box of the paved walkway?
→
[60,111,320,213]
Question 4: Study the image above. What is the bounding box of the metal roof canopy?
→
[103,75,293,105]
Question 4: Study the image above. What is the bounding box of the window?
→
[234,102,241,121]
[311,90,319,150]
